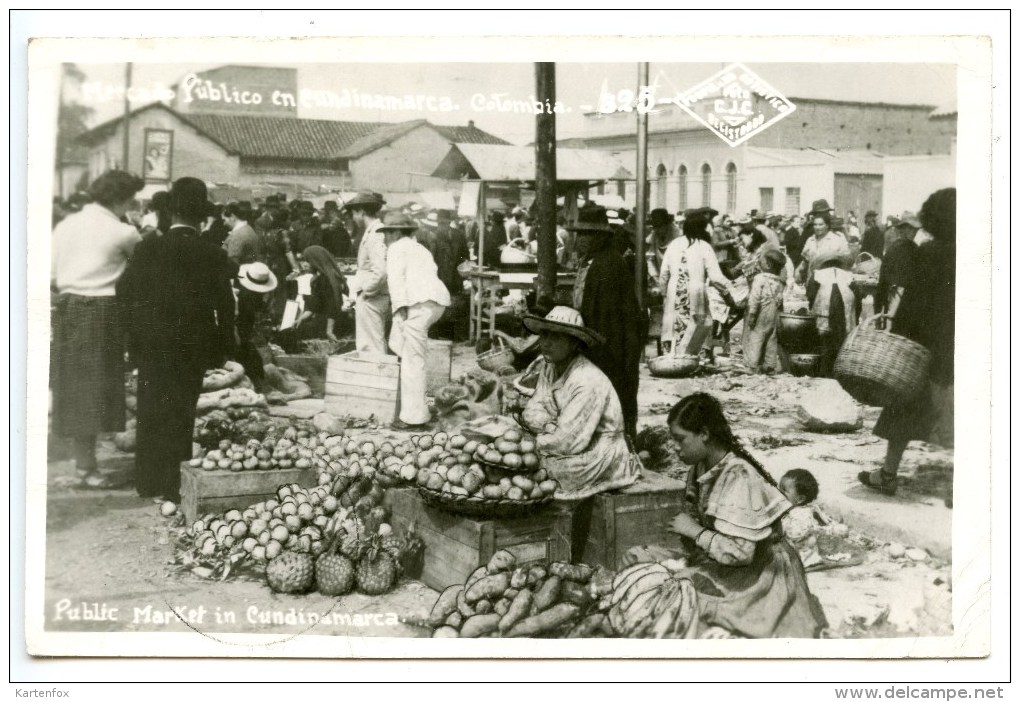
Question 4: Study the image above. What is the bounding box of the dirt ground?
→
[41,341,953,640]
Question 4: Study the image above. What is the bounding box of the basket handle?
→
[855,252,875,265]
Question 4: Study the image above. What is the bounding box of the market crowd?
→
[50,168,954,639]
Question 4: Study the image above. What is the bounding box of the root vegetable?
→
[456,589,475,618]
[526,565,547,588]
[460,613,501,639]
[566,613,609,638]
[493,598,511,617]
[444,612,463,629]
[433,626,459,638]
[465,572,511,604]
[474,599,494,615]
[509,568,528,589]
[560,580,594,609]
[549,562,593,584]
[498,588,534,633]
[532,576,561,613]
[428,585,464,628]
[505,603,580,638]
[486,550,516,574]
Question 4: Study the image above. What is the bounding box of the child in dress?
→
[780,469,826,570]
[741,248,786,372]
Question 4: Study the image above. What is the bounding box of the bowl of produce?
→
[647,353,700,379]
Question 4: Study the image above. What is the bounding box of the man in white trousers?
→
[343,191,389,355]
[379,212,451,429]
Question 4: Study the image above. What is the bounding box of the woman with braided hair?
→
[624,393,828,638]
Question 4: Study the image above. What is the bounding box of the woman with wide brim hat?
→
[568,205,645,442]
[379,211,452,430]
[518,306,640,501]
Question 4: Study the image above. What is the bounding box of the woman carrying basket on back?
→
[858,188,955,497]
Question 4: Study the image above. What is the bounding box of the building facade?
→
[576,97,957,220]
[75,103,509,198]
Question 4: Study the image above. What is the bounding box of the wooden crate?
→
[274,354,328,398]
[324,351,400,423]
[180,463,317,520]
[426,339,453,393]
[386,488,572,591]
[571,470,687,570]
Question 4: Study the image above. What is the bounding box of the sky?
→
[70,61,957,146]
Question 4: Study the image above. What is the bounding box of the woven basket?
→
[648,353,700,378]
[417,485,554,519]
[852,252,882,278]
[477,336,515,372]
[834,315,931,407]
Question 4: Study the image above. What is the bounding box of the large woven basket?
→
[417,485,554,519]
[477,336,515,372]
[834,315,931,407]
[647,353,700,379]
[852,252,882,278]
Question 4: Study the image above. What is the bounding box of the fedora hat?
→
[377,210,418,232]
[567,205,615,233]
[238,262,278,293]
[341,191,386,211]
[521,306,605,348]
[169,176,214,219]
[648,208,673,227]
[808,199,834,215]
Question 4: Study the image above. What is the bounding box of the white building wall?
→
[882,154,956,216]
[742,164,833,216]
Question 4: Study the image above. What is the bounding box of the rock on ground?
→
[797,380,864,433]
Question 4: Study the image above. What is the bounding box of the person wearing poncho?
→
[519,306,640,501]
[625,393,827,638]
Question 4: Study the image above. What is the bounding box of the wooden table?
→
[464,267,577,342]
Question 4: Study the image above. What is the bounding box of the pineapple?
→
[315,552,355,596]
[266,551,314,594]
[355,535,398,595]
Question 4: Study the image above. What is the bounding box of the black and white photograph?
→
[14,13,1005,687]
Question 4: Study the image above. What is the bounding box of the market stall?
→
[430,144,632,341]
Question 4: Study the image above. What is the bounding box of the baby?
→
[780,469,826,569]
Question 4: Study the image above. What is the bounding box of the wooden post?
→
[122,63,132,171]
[634,62,649,309]
[534,62,557,312]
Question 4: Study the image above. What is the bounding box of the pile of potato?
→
[410,431,557,501]
[428,550,616,638]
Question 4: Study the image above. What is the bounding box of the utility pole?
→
[534,62,557,313]
[122,63,132,171]
[634,62,649,309]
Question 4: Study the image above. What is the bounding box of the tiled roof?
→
[77,103,511,162]
[185,113,380,160]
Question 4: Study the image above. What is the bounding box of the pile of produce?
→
[190,423,325,472]
[194,408,274,451]
[177,456,423,595]
[410,429,557,501]
[427,550,615,638]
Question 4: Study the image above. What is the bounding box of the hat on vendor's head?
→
[648,208,673,227]
[322,200,339,212]
[808,199,834,216]
[341,191,386,211]
[521,306,605,348]
[567,205,615,234]
[237,262,279,293]
[751,210,768,222]
[377,210,418,233]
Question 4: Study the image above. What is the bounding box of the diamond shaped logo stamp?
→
[673,63,796,147]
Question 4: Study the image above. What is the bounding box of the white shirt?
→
[386,236,452,311]
[52,203,142,296]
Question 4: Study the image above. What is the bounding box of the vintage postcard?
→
[23,30,995,664]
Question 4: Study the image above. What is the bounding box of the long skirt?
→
[134,353,204,500]
[624,537,828,639]
[874,381,954,448]
[51,294,126,437]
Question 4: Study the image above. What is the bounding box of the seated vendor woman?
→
[519,306,640,500]
[625,393,828,639]
[276,245,348,353]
